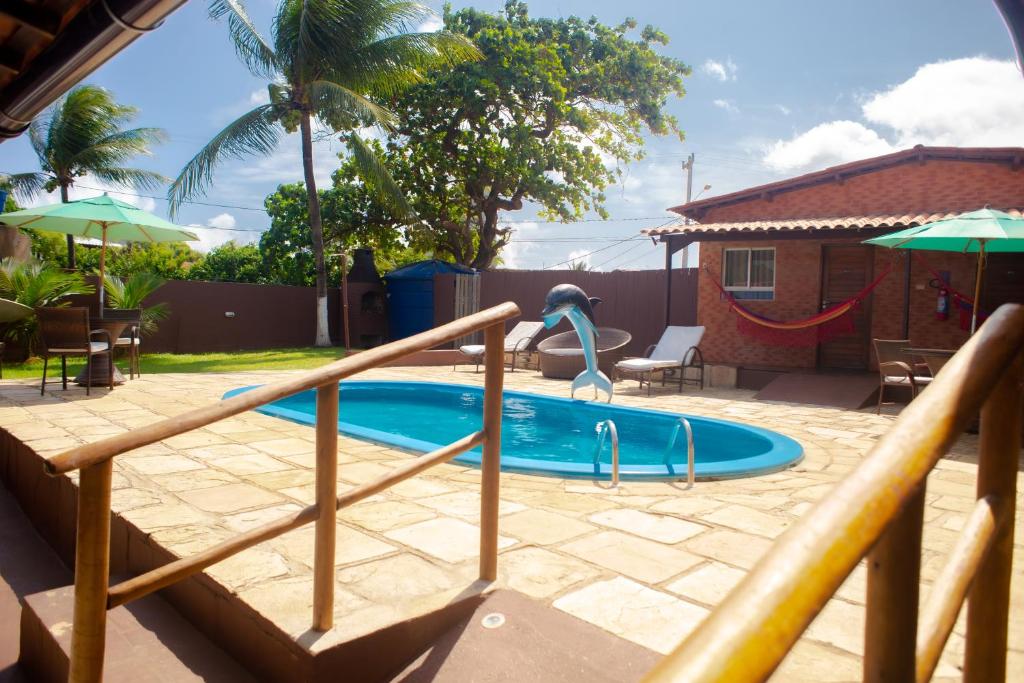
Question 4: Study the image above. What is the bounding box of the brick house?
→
[646,146,1024,386]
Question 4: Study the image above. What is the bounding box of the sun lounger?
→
[615,326,705,395]
[455,321,545,372]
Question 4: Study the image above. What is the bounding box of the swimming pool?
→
[223,381,803,480]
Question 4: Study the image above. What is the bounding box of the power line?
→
[7,177,678,227]
[541,237,635,270]
[590,239,647,270]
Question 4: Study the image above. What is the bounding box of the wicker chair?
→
[873,339,932,414]
[36,307,113,396]
[537,327,632,379]
[104,308,142,379]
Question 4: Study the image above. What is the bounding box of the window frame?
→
[722,247,776,298]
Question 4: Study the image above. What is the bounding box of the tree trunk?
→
[470,208,500,270]
[300,112,332,347]
[60,183,76,269]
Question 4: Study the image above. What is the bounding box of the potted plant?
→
[0,258,94,359]
[103,272,169,335]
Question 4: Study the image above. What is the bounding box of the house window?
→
[723,247,775,300]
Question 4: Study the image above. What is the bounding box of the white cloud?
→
[567,249,591,269]
[182,211,264,253]
[775,104,792,116]
[499,221,538,269]
[762,58,1024,174]
[763,120,895,173]
[713,98,739,114]
[206,212,237,229]
[416,15,443,33]
[225,129,339,190]
[861,57,1024,147]
[249,88,270,106]
[619,162,685,208]
[702,58,738,82]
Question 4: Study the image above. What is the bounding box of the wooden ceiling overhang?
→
[0,0,188,141]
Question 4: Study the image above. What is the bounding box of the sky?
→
[1,0,1021,272]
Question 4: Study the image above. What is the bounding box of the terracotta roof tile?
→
[643,209,1024,237]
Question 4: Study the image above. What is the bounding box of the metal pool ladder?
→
[593,419,620,487]
[662,417,695,486]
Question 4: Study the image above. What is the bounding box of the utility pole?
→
[666,153,695,328]
[681,153,694,267]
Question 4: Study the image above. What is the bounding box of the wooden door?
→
[818,245,873,370]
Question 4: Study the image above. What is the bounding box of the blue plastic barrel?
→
[383,260,477,340]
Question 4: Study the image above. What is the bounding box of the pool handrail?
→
[45,302,521,683]
[642,303,1024,683]
[662,417,695,486]
[593,419,620,487]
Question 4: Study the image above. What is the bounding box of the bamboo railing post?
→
[479,322,505,581]
[864,483,925,682]
[69,459,113,683]
[964,351,1022,682]
[312,381,339,631]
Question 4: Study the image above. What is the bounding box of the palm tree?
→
[6,85,168,269]
[169,0,479,346]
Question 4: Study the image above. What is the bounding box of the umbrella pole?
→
[970,242,985,334]
[99,225,107,317]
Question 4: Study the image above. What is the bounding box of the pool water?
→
[223,381,803,480]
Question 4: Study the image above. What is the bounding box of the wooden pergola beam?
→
[0,1,60,39]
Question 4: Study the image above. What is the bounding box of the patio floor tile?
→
[685,529,773,570]
[560,531,702,583]
[383,517,517,564]
[337,554,458,601]
[343,500,436,532]
[499,509,596,545]
[272,523,396,567]
[416,491,526,519]
[213,453,292,476]
[664,562,747,607]
[498,547,600,599]
[588,508,707,544]
[701,504,792,539]
[121,454,205,475]
[553,577,709,654]
[177,482,284,513]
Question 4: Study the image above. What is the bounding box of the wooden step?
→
[19,584,257,683]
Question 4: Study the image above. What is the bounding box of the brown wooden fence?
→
[63,279,342,354]
[46,268,695,357]
[434,268,699,356]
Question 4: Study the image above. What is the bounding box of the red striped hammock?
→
[707,264,894,347]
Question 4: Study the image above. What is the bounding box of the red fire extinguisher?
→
[936,288,950,321]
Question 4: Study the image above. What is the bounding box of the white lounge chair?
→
[615,326,705,395]
[455,321,545,373]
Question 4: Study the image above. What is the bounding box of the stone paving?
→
[1,365,1022,682]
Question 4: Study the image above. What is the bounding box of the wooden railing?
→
[643,303,1024,683]
[44,302,521,683]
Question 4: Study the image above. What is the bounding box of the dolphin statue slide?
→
[540,284,613,403]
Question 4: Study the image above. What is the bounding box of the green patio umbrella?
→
[864,207,1024,333]
[0,194,199,311]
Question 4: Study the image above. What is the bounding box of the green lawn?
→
[1,347,348,380]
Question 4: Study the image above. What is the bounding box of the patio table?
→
[902,347,956,376]
[74,318,132,387]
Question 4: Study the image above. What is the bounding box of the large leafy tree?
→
[5,85,167,269]
[169,0,479,346]
[379,1,689,269]
[189,242,265,283]
[260,154,414,286]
